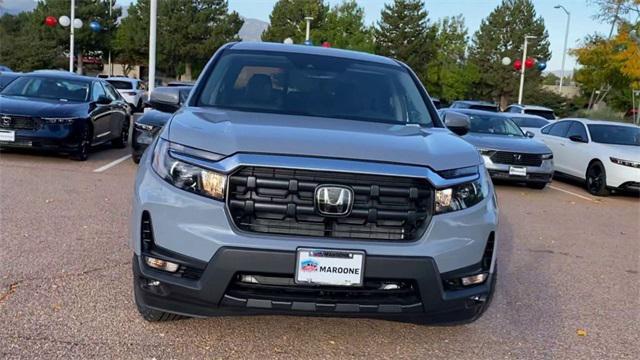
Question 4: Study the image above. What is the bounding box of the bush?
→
[574,106,628,122]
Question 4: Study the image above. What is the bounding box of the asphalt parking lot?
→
[0,144,638,359]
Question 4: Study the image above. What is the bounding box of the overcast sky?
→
[7,0,620,72]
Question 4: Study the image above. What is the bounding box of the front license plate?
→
[295,248,365,287]
[0,130,15,142]
[509,166,527,177]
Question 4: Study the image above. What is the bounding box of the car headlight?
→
[610,157,640,169]
[134,122,155,131]
[435,166,489,214]
[541,153,553,160]
[478,148,496,157]
[42,117,78,124]
[152,138,226,200]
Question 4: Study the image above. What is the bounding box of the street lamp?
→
[148,0,157,94]
[517,35,537,104]
[554,5,571,94]
[304,17,314,42]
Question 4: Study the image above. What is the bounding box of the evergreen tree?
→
[425,15,478,102]
[374,0,436,84]
[322,0,374,52]
[261,0,328,44]
[468,0,550,108]
[114,0,242,79]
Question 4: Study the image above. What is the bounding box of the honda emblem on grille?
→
[1,116,11,127]
[315,185,354,216]
[513,153,522,161]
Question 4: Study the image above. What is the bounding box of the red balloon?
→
[513,59,522,71]
[44,16,57,27]
[525,57,535,69]
[321,41,332,48]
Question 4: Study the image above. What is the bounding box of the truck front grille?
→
[227,166,433,241]
[490,151,542,167]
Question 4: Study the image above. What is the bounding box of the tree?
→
[261,0,328,44]
[0,12,61,71]
[571,23,640,111]
[468,0,551,108]
[374,0,437,84]
[322,1,373,52]
[425,15,478,102]
[114,0,243,79]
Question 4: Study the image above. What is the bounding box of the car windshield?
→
[511,116,549,128]
[524,109,555,120]
[468,114,524,137]
[0,74,18,90]
[197,50,434,126]
[1,76,90,102]
[587,124,640,146]
[107,80,134,90]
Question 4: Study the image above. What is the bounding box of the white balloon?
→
[501,57,511,66]
[283,37,294,45]
[73,18,83,29]
[59,15,71,27]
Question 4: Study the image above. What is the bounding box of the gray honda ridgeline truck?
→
[131,42,498,324]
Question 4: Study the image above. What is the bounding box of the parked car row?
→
[448,100,557,120]
[441,106,639,196]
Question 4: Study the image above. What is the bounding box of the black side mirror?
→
[95,95,112,105]
[444,112,471,136]
[525,131,535,138]
[569,135,587,143]
[148,87,181,113]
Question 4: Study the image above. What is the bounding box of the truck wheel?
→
[527,182,547,190]
[135,298,186,322]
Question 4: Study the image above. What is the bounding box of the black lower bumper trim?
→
[133,247,494,323]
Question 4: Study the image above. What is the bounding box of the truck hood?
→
[0,95,87,118]
[463,132,552,154]
[167,108,481,171]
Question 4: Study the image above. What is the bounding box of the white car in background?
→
[105,77,147,112]
[509,114,550,136]
[505,104,557,120]
[537,118,640,196]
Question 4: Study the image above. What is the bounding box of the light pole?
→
[518,35,536,104]
[69,0,75,72]
[304,17,313,42]
[554,5,570,94]
[148,0,157,94]
[108,0,112,76]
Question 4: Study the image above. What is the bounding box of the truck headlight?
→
[435,167,489,214]
[152,138,226,200]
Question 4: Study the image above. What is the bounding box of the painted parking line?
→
[548,185,595,202]
[93,154,132,173]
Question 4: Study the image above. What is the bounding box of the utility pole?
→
[69,0,75,73]
[108,0,112,76]
[554,5,570,94]
[148,0,157,94]
[518,35,536,105]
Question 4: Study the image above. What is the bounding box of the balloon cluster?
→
[44,16,102,32]
[501,56,547,71]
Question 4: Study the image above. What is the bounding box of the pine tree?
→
[468,0,550,108]
[374,0,436,84]
[261,0,329,44]
[322,0,374,52]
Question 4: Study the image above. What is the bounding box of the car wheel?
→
[136,99,143,113]
[70,125,91,161]
[527,182,547,190]
[132,154,141,164]
[586,161,609,196]
[112,119,129,148]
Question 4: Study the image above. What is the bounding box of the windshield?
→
[511,116,549,128]
[107,80,134,90]
[588,124,640,146]
[524,109,555,120]
[1,76,90,102]
[197,50,434,126]
[468,114,524,137]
